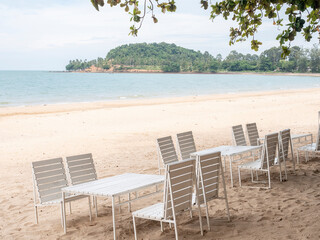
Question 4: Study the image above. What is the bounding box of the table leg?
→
[229,155,233,187]
[128,193,131,212]
[112,196,117,240]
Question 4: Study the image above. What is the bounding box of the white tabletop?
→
[291,133,312,139]
[190,145,261,157]
[62,173,164,197]
[260,133,312,141]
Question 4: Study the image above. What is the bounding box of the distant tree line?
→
[66,42,320,73]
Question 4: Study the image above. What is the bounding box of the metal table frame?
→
[62,173,164,240]
[191,145,261,187]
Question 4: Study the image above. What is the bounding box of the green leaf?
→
[91,0,99,11]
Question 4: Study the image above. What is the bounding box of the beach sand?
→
[0,88,320,239]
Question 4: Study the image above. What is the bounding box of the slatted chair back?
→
[246,123,260,146]
[197,152,221,205]
[65,153,97,185]
[232,125,247,146]
[176,131,197,160]
[157,136,179,166]
[316,111,320,151]
[32,157,68,204]
[164,159,195,220]
[260,132,279,169]
[279,129,292,162]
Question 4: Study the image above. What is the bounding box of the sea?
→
[0,71,320,107]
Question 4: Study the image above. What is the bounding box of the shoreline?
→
[1,87,320,117]
[64,70,320,77]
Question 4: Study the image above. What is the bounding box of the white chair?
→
[132,159,203,240]
[297,111,320,162]
[176,131,197,160]
[156,136,179,174]
[246,123,260,146]
[194,151,230,231]
[232,125,247,146]
[32,157,92,226]
[65,153,98,216]
[238,132,279,189]
[278,129,294,179]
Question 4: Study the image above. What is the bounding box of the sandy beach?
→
[1,88,320,240]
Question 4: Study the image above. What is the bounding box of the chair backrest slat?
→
[197,152,221,205]
[279,129,291,162]
[176,131,197,160]
[260,133,279,169]
[164,159,195,220]
[32,157,68,203]
[232,125,247,146]
[157,136,179,165]
[246,123,260,146]
[66,153,97,185]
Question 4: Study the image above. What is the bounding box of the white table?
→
[62,173,164,239]
[291,133,313,145]
[259,133,312,144]
[190,145,261,187]
[259,133,313,164]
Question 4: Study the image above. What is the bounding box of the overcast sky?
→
[0,0,318,70]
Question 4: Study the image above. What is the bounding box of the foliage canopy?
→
[66,42,320,73]
[90,0,320,57]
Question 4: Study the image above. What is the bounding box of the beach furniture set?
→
[296,111,320,162]
[32,153,164,239]
[31,112,320,239]
[155,141,230,240]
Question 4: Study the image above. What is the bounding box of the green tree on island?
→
[66,42,320,73]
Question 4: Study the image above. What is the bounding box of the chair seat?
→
[40,193,87,205]
[132,203,164,221]
[238,159,261,170]
[182,157,196,161]
[298,143,317,152]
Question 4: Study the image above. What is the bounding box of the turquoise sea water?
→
[0,71,320,107]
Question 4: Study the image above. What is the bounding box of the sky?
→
[0,0,318,70]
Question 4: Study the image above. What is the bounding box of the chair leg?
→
[94,196,98,217]
[267,170,271,189]
[205,204,210,231]
[69,202,72,214]
[34,206,38,224]
[62,193,67,234]
[278,161,283,182]
[197,202,203,236]
[296,150,300,164]
[88,197,92,221]
[60,202,64,227]
[283,160,288,180]
[238,168,242,187]
[225,197,231,222]
[160,221,163,232]
[132,215,138,240]
[173,222,179,240]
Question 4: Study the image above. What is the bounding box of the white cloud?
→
[0,1,318,70]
